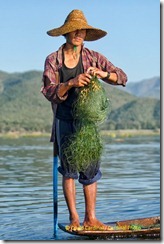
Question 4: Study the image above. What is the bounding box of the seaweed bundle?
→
[63,76,110,171]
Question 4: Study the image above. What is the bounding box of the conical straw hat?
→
[47,9,107,41]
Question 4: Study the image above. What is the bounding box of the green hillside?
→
[0,71,53,132]
[105,98,160,130]
[0,70,160,133]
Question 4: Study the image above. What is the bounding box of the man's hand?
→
[87,67,107,79]
[87,67,118,83]
[69,73,92,88]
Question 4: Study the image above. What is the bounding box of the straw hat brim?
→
[47,22,107,41]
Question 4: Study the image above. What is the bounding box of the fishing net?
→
[62,76,110,171]
[62,122,103,171]
[73,76,110,124]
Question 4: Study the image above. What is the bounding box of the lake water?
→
[0,135,160,240]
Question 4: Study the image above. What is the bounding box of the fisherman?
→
[41,9,127,230]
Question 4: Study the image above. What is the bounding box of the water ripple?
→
[0,135,160,240]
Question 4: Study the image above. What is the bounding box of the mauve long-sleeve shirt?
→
[41,43,128,144]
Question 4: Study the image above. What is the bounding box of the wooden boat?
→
[58,216,160,239]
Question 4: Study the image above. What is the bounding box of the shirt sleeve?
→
[41,55,68,103]
[96,52,128,86]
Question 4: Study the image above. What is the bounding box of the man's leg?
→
[62,176,80,227]
[83,182,111,229]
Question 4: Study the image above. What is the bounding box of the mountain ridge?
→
[117,76,160,99]
[0,70,160,132]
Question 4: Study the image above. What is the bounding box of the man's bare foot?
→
[83,218,113,230]
[66,219,80,231]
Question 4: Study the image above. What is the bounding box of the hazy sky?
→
[0,0,160,82]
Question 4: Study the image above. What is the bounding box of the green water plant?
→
[129,224,142,230]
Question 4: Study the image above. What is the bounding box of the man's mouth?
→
[74,37,82,41]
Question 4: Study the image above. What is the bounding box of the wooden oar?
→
[53,144,58,235]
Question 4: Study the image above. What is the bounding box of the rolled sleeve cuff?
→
[116,69,128,87]
[56,84,68,101]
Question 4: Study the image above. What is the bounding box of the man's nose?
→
[75,30,82,36]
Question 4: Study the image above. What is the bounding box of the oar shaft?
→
[53,147,58,235]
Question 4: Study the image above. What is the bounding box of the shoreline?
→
[100,129,160,138]
[0,129,160,139]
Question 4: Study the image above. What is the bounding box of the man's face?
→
[66,29,86,46]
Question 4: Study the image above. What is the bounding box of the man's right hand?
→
[68,73,92,88]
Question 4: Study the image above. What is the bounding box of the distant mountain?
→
[106,97,160,130]
[118,77,160,99]
[0,70,160,133]
[0,70,53,132]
